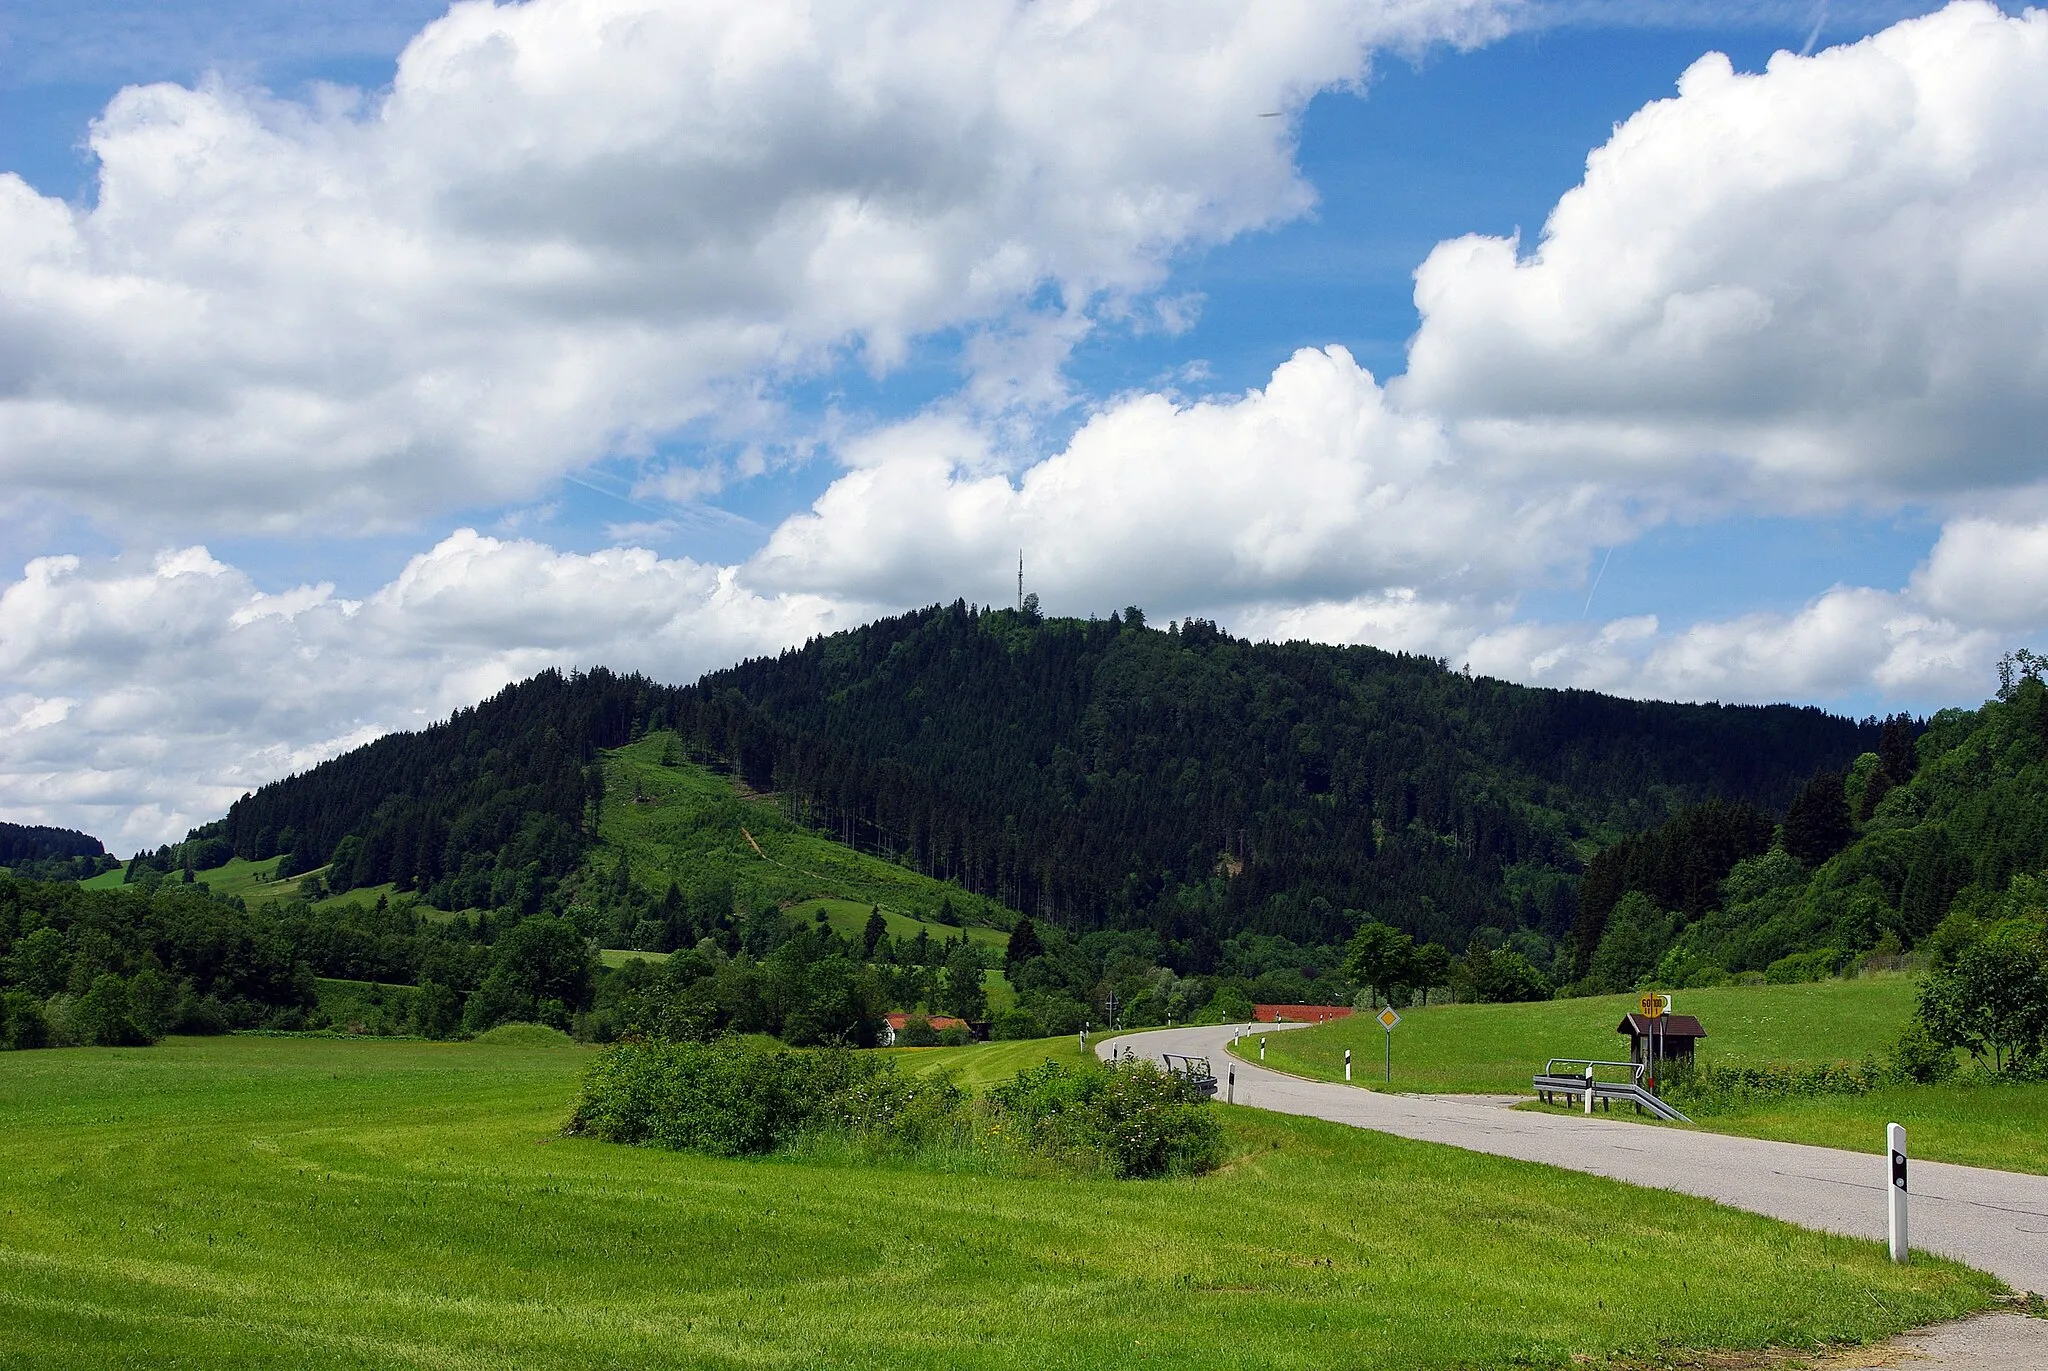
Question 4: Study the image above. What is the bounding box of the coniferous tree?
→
[1783,770,1854,868]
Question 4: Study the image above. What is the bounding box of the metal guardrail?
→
[1535,1062,1691,1123]
[1160,1053,1219,1097]
[1545,1057,1645,1086]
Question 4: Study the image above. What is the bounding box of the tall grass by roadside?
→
[570,1037,1223,1179]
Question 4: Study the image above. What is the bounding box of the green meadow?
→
[0,1034,1994,1370]
[597,735,1014,938]
[1245,977,1922,1094]
[1242,977,2048,1173]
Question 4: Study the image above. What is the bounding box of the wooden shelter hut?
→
[1616,1012,1706,1073]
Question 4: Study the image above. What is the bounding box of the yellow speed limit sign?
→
[1638,994,1669,1019]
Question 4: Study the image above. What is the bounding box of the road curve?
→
[1098,1022,2048,1295]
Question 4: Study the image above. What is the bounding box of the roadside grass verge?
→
[0,1035,1996,1369]
[1634,1081,2048,1175]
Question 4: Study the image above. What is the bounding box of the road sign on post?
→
[1889,1122,1909,1263]
[1638,993,1665,1019]
[1377,1006,1400,1082]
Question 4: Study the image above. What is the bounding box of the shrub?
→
[1,990,49,1050]
[1765,948,1843,984]
[573,1041,1224,1179]
[1890,1019,1959,1085]
[988,1059,1223,1179]
[1916,923,2048,1072]
[1665,1059,1882,1114]
[935,1026,973,1047]
[571,1039,905,1155]
[898,1016,941,1047]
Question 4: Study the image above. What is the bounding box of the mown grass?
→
[599,735,1012,941]
[0,1035,1996,1369]
[877,1034,1093,1090]
[1247,977,1921,1095]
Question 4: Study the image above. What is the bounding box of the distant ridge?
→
[0,820,105,865]
[201,604,1878,960]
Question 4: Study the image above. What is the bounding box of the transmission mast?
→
[1017,550,1024,611]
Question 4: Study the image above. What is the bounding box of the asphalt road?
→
[1098,1022,2048,1295]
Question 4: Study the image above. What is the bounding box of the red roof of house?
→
[884,1012,969,1031]
[1253,1004,1354,1023]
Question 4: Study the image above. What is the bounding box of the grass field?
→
[1237,977,2048,1173]
[1244,977,1922,1095]
[0,1035,1995,1369]
[877,1034,1092,1089]
[600,736,1013,940]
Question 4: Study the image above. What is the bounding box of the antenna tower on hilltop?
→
[1018,550,1024,611]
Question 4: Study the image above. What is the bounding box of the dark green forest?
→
[0,821,115,882]
[674,603,1875,953]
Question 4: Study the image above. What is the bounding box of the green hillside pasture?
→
[88,855,386,911]
[792,895,1009,952]
[598,735,1014,935]
[1249,977,1921,1095]
[312,978,419,1034]
[0,1037,1991,1370]
[877,1034,1092,1090]
[600,947,673,968]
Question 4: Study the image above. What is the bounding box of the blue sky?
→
[1,0,2043,844]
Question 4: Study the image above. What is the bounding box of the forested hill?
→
[671,604,1875,952]
[0,821,113,882]
[206,603,1878,961]
[0,822,104,865]
[1571,662,2048,990]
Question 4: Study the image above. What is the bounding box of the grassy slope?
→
[1246,978,1922,1095]
[0,1036,1993,1370]
[877,1035,1094,1090]
[1242,977,2048,1173]
[596,734,1014,944]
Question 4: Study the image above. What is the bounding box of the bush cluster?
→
[570,1040,1221,1179]
[987,1059,1223,1179]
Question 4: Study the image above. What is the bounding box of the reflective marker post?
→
[1344,1048,1352,1082]
[1889,1122,1909,1263]
[1260,1037,1266,1062]
[1227,1067,1235,1105]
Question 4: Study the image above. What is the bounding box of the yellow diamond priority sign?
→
[1377,1006,1401,1030]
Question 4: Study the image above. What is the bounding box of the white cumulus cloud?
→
[0,0,1504,534]
[1397,1,2048,507]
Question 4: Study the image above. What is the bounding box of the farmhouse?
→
[879,1012,971,1046]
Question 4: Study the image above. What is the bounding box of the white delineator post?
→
[1227,1067,1235,1105]
[1345,1048,1352,1082]
[1260,1037,1266,1061]
[1584,1066,1595,1115]
[1889,1122,1909,1263]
